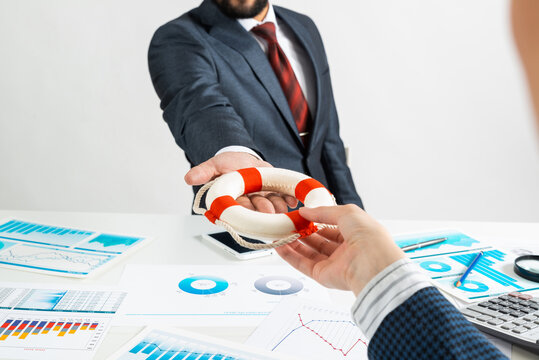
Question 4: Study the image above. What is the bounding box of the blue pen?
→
[455,251,484,287]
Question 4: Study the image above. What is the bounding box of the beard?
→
[213,0,269,19]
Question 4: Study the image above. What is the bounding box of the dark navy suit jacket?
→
[370,287,508,360]
[148,0,362,207]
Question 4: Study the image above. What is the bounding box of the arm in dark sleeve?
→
[148,20,259,165]
[320,70,363,208]
[368,287,508,360]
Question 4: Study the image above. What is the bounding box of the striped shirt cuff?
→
[351,258,432,339]
[215,146,262,160]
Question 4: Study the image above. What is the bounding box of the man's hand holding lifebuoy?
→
[185,152,298,213]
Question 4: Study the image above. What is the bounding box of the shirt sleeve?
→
[215,146,263,160]
[351,258,432,338]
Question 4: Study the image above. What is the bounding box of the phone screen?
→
[207,232,267,253]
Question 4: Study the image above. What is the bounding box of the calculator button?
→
[461,309,482,318]
[479,301,492,307]
[489,298,502,304]
[520,308,535,314]
[523,315,538,321]
[488,305,503,311]
[477,315,493,322]
[524,323,538,330]
[499,308,512,314]
[499,314,514,322]
[529,303,539,310]
[498,301,511,307]
[469,306,499,317]
[512,326,529,334]
[487,318,504,325]
[499,295,511,301]
[513,319,527,326]
[510,311,526,318]
[510,304,523,310]
[519,301,531,307]
[501,323,516,330]
[509,297,521,304]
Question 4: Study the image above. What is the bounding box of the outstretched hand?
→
[185,152,297,213]
[275,205,405,295]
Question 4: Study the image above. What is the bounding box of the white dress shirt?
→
[216,2,316,159]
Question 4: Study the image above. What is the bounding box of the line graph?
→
[247,299,368,359]
[273,314,366,356]
[0,244,114,275]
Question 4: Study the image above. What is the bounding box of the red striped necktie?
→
[251,22,312,144]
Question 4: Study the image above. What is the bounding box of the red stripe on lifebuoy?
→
[205,195,239,224]
[295,178,325,203]
[285,210,317,238]
[238,168,263,194]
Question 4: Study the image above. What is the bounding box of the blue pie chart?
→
[178,276,228,295]
[458,280,489,293]
[420,261,451,273]
[254,275,303,295]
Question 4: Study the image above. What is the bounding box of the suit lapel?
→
[194,0,301,146]
[274,7,323,153]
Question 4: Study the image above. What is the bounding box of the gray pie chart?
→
[254,275,304,295]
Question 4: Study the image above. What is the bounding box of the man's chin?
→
[213,0,268,19]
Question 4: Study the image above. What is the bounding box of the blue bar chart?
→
[402,231,539,301]
[0,287,126,313]
[0,220,93,248]
[112,328,281,360]
[0,218,149,277]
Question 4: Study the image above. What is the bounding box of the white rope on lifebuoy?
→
[193,167,338,250]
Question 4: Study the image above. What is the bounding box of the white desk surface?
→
[1,209,539,360]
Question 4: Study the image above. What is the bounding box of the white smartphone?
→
[200,232,274,260]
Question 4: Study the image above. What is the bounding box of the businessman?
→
[148,0,363,212]
[278,205,508,359]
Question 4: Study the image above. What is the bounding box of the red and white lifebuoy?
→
[201,167,336,242]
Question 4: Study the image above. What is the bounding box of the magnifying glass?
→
[514,255,539,283]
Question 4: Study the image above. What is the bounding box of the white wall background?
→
[1,0,538,221]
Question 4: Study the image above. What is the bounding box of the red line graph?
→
[297,313,367,356]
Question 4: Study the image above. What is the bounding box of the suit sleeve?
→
[148,20,260,165]
[320,74,363,208]
[301,17,363,207]
[368,287,508,360]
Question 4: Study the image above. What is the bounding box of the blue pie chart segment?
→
[458,280,489,293]
[420,261,451,273]
[178,276,229,295]
[254,276,303,295]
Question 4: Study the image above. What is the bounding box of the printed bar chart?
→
[0,220,93,248]
[0,318,99,340]
[0,315,107,352]
[110,328,283,360]
[0,287,126,313]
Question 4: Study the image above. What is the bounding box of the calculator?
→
[461,292,539,354]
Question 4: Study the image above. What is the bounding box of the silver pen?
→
[400,237,447,252]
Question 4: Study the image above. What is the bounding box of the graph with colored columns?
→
[0,314,108,351]
[396,231,539,301]
[0,219,94,248]
[0,218,150,277]
[110,328,283,360]
[0,286,126,313]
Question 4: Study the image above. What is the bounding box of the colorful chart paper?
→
[0,218,150,277]
[118,265,330,326]
[246,298,368,359]
[107,327,292,360]
[395,230,539,302]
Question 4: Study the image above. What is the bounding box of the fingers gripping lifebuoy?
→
[193,167,336,248]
